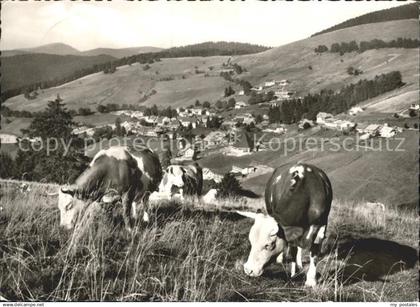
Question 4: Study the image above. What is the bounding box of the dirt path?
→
[365,53,401,72]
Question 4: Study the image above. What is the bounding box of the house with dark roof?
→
[232,130,254,153]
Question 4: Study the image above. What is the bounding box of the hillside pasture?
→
[0,181,417,302]
[4,56,232,112]
[4,19,418,116]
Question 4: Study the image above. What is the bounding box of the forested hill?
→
[160,41,270,57]
[1,53,115,94]
[1,41,270,101]
[311,3,418,37]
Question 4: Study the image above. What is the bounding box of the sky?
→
[0,1,408,51]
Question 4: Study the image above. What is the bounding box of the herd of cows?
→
[49,145,333,287]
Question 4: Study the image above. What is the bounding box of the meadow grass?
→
[0,182,417,302]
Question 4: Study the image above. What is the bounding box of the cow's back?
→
[265,163,332,227]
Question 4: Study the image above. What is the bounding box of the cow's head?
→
[159,165,185,194]
[237,211,287,277]
[58,187,86,230]
[58,187,121,230]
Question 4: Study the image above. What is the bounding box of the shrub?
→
[216,173,242,198]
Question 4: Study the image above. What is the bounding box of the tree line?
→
[269,71,403,124]
[315,37,420,55]
[311,3,418,37]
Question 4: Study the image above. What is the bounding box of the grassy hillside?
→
[311,3,418,37]
[3,56,231,111]
[4,19,418,114]
[1,53,115,92]
[0,182,417,301]
[235,19,419,96]
[200,128,418,208]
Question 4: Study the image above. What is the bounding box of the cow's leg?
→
[137,191,151,224]
[296,246,303,270]
[131,201,138,220]
[276,252,284,264]
[305,225,326,287]
[305,250,318,287]
[122,193,133,232]
[289,245,298,277]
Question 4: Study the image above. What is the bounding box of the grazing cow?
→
[57,146,162,231]
[158,163,203,199]
[238,163,332,287]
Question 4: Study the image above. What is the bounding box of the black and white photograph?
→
[0,0,418,303]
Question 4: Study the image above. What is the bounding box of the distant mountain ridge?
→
[1,43,163,58]
[311,3,418,37]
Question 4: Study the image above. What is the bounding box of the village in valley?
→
[1,68,419,185]
[32,71,416,182]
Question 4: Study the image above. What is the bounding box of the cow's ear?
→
[236,211,259,219]
[282,226,304,242]
[60,187,75,196]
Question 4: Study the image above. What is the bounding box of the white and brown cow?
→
[57,146,162,231]
[238,163,332,287]
[157,163,203,199]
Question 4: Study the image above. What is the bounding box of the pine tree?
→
[15,98,88,184]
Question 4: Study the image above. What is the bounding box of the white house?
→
[264,80,276,88]
[179,117,198,129]
[275,91,294,100]
[409,104,419,111]
[276,79,290,86]
[238,90,245,96]
[349,107,364,116]
[234,101,248,109]
[379,124,397,138]
[316,112,334,125]
[190,108,203,116]
[0,133,18,144]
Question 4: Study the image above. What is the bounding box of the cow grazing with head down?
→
[57,146,162,231]
[238,163,332,287]
[157,163,203,199]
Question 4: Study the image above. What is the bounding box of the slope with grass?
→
[234,19,419,98]
[0,181,417,302]
[4,19,418,116]
[200,129,418,208]
[3,56,232,112]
